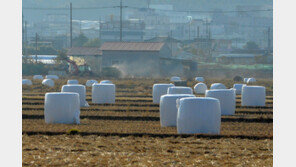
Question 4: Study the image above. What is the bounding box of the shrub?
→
[101,67,121,78]
[233,76,243,82]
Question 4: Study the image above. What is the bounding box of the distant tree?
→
[72,33,88,47]
[83,38,102,47]
[244,41,259,50]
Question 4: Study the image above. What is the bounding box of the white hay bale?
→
[100,80,113,84]
[195,77,204,82]
[167,86,193,95]
[205,89,236,115]
[42,79,54,87]
[152,83,175,104]
[46,75,59,80]
[233,84,246,95]
[247,77,256,83]
[67,79,79,85]
[92,83,115,104]
[61,84,89,107]
[22,79,32,86]
[194,83,207,94]
[241,86,265,106]
[160,94,195,127]
[210,83,226,90]
[244,78,249,83]
[33,75,43,80]
[86,80,98,87]
[44,92,80,124]
[177,97,221,134]
[170,76,181,82]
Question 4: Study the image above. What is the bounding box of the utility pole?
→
[188,22,191,40]
[35,33,38,63]
[70,2,72,48]
[170,30,173,57]
[115,0,127,41]
[267,27,271,53]
[197,26,200,39]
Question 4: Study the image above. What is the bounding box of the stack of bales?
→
[247,78,256,84]
[33,75,43,80]
[233,84,246,95]
[167,86,193,95]
[152,83,174,104]
[194,83,207,94]
[42,79,54,87]
[44,92,80,124]
[46,75,59,80]
[100,80,112,84]
[195,77,204,82]
[67,79,79,85]
[170,76,181,82]
[92,83,116,104]
[61,84,89,107]
[22,79,32,86]
[210,83,226,90]
[177,97,221,134]
[206,89,236,115]
[241,86,265,106]
[86,80,98,87]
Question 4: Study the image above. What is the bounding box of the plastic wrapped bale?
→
[44,92,80,124]
[61,84,89,107]
[170,76,181,82]
[247,77,256,84]
[22,79,32,86]
[241,86,265,106]
[33,75,43,80]
[100,80,112,84]
[167,86,193,95]
[86,80,98,87]
[92,83,115,104]
[177,97,221,134]
[152,83,175,104]
[160,94,195,127]
[194,83,207,94]
[195,77,205,82]
[42,79,54,87]
[205,89,236,115]
[233,84,246,95]
[210,83,226,90]
[67,79,79,85]
[244,78,249,83]
[46,75,59,80]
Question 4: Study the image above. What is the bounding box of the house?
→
[100,42,197,78]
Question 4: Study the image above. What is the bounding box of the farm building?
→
[216,53,256,64]
[100,42,197,77]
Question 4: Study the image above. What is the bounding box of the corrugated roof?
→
[67,47,102,56]
[100,42,165,51]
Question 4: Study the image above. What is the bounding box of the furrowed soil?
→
[22,77,273,166]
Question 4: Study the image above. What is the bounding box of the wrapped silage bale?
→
[170,76,181,82]
[244,78,249,83]
[241,86,265,106]
[92,83,115,104]
[61,84,89,107]
[22,79,32,86]
[42,79,54,87]
[86,80,98,87]
[160,94,195,127]
[167,86,193,95]
[177,97,221,134]
[206,89,236,115]
[195,77,204,82]
[247,77,256,84]
[67,79,79,85]
[194,83,207,94]
[210,83,226,90]
[46,75,59,80]
[33,75,43,80]
[152,83,174,104]
[233,84,246,95]
[100,80,112,84]
[44,92,80,124]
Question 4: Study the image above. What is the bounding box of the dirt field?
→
[22,77,273,166]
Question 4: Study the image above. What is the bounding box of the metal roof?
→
[67,47,102,56]
[100,42,165,51]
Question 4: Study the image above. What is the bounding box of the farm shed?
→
[67,47,102,74]
[100,42,197,77]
